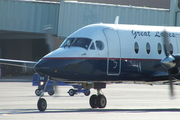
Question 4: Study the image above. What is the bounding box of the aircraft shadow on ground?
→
[2,108,180,115]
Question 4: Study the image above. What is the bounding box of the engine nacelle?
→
[171,67,180,75]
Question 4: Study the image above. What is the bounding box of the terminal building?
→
[0,0,180,76]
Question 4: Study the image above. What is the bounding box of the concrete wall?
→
[58,1,170,38]
[0,0,59,35]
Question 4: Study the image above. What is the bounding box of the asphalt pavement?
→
[1,76,180,120]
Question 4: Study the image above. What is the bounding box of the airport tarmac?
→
[1,76,180,120]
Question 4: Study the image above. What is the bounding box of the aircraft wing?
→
[0,58,37,68]
[148,71,170,82]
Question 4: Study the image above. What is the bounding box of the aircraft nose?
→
[34,59,50,76]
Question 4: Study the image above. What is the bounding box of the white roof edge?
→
[16,0,60,4]
[63,1,169,11]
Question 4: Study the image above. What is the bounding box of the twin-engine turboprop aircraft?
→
[34,22,180,111]
[1,18,180,111]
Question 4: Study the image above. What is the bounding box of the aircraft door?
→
[103,28,121,75]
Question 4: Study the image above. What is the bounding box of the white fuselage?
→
[35,23,180,82]
[46,23,180,60]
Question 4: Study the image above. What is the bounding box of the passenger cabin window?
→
[157,43,162,54]
[134,42,139,54]
[170,43,173,54]
[60,38,75,48]
[146,42,150,54]
[90,42,95,50]
[96,41,104,50]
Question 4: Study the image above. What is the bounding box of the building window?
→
[134,42,139,54]
[146,42,150,54]
[157,43,162,54]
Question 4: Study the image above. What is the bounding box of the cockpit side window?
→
[95,40,104,50]
[60,38,75,48]
[72,38,92,49]
[90,42,95,50]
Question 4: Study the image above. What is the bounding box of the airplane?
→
[1,17,180,111]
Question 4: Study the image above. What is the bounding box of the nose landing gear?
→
[37,76,49,111]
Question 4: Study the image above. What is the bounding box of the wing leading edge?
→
[0,58,37,68]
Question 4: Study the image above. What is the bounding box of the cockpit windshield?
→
[60,38,75,48]
[60,38,92,50]
[72,38,92,49]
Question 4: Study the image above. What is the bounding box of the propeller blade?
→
[45,25,53,52]
[53,81,58,96]
[45,26,58,94]
[163,30,170,57]
[168,69,174,98]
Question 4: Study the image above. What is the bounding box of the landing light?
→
[40,81,44,86]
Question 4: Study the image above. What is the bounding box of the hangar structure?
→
[0,0,180,76]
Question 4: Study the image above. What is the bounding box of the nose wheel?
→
[37,98,47,111]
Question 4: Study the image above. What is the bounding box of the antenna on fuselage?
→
[114,16,119,24]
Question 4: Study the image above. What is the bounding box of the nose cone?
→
[34,59,50,76]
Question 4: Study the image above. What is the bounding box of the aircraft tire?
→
[37,98,47,111]
[35,89,41,96]
[48,90,55,96]
[97,95,107,108]
[68,89,75,96]
[89,94,98,108]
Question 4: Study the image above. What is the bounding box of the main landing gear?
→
[89,89,107,108]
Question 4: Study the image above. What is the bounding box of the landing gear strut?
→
[89,88,107,108]
[37,76,49,111]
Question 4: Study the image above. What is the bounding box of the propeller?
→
[44,25,58,95]
[45,25,54,52]
[168,69,174,98]
[160,30,176,98]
